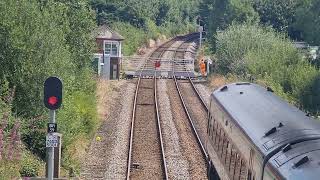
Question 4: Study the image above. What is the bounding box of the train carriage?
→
[207,82,320,180]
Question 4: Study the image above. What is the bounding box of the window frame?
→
[104,41,119,57]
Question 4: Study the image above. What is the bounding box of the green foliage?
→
[0,0,98,175]
[111,20,196,56]
[253,0,301,37]
[215,23,278,75]
[111,22,146,55]
[0,160,20,179]
[294,0,320,45]
[90,0,200,56]
[19,151,42,177]
[252,0,320,43]
[215,23,320,113]
[200,0,259,51]
[90,0,200,27]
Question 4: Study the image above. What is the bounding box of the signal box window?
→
[105,43,111,55]
[111,43,118,56]
[104,42,118,57]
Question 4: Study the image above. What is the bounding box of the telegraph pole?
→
[199,26,203,50]
[197,16,203,50]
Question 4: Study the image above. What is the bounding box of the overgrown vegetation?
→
[2,0,320,178]
[253,0,320,45]
[200,0,320,47]
[199,0,320,114]
[0,0,97,177]
[0,0,204,178]
[215,23,320,114]
[90,0,201,55]
[200,0,259,51]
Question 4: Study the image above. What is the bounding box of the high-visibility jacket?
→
[200,62,206,75]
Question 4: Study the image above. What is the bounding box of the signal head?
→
[44,77,62,110]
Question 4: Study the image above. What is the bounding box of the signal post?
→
[44,77,62,180]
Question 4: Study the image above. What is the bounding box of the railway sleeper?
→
[137,103,154,106]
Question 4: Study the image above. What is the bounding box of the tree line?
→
[200,0,320,115]
[90,0,201,55]
[0,0,203,178]
[200,0,320,49]
[0,0,97,177]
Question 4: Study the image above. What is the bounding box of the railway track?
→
[172,38,209,161]
[126,38,180,180]
[127,33,210,180]
[173,36,224,179]
[126,76,167,180]
[168,35,209,179]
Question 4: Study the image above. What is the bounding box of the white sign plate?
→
[46,134,58,148]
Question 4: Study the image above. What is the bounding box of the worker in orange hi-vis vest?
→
[198,50,206,77]
[200,58,206,76]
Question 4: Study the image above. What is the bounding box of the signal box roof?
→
[94,25,124,41]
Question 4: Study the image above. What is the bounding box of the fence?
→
[121,56,195,77]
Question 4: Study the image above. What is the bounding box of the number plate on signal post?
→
[46,134,58,148]
[47,123,57,133]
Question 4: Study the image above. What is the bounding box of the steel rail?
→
[154,74,169,180]
[126,61,143,180]
[127,33,201,180]
[173,33,209,112]
[126,37,178,179]
[188,78,209,111]
[152,40,170,180]
[172,35,209,162]
[173,75,209,161]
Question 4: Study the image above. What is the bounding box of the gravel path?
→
[157,79,190,180]
[80,80,136,180]
[167,80,207,179]
[104,82,136,179]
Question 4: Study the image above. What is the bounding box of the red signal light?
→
[48,96,58,106]
[155,61,161,68]
[44,77,62,110]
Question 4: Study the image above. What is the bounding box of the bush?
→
[215,23,285,75]
[111,22,147,56]
[215,23,320,113]
[0,161,20,179]
[19,151,42,177]
[0,0,98,175]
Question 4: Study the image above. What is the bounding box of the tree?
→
[90,0,200,28]
[294,0,320,45]
[0,0,98,174]
[253,0,301,39]
[199,0,259,51]
[215,23,320,113]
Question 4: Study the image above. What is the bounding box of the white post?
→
[200,31,202,50]
[198,26,203,50]
[47,110,55,180]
